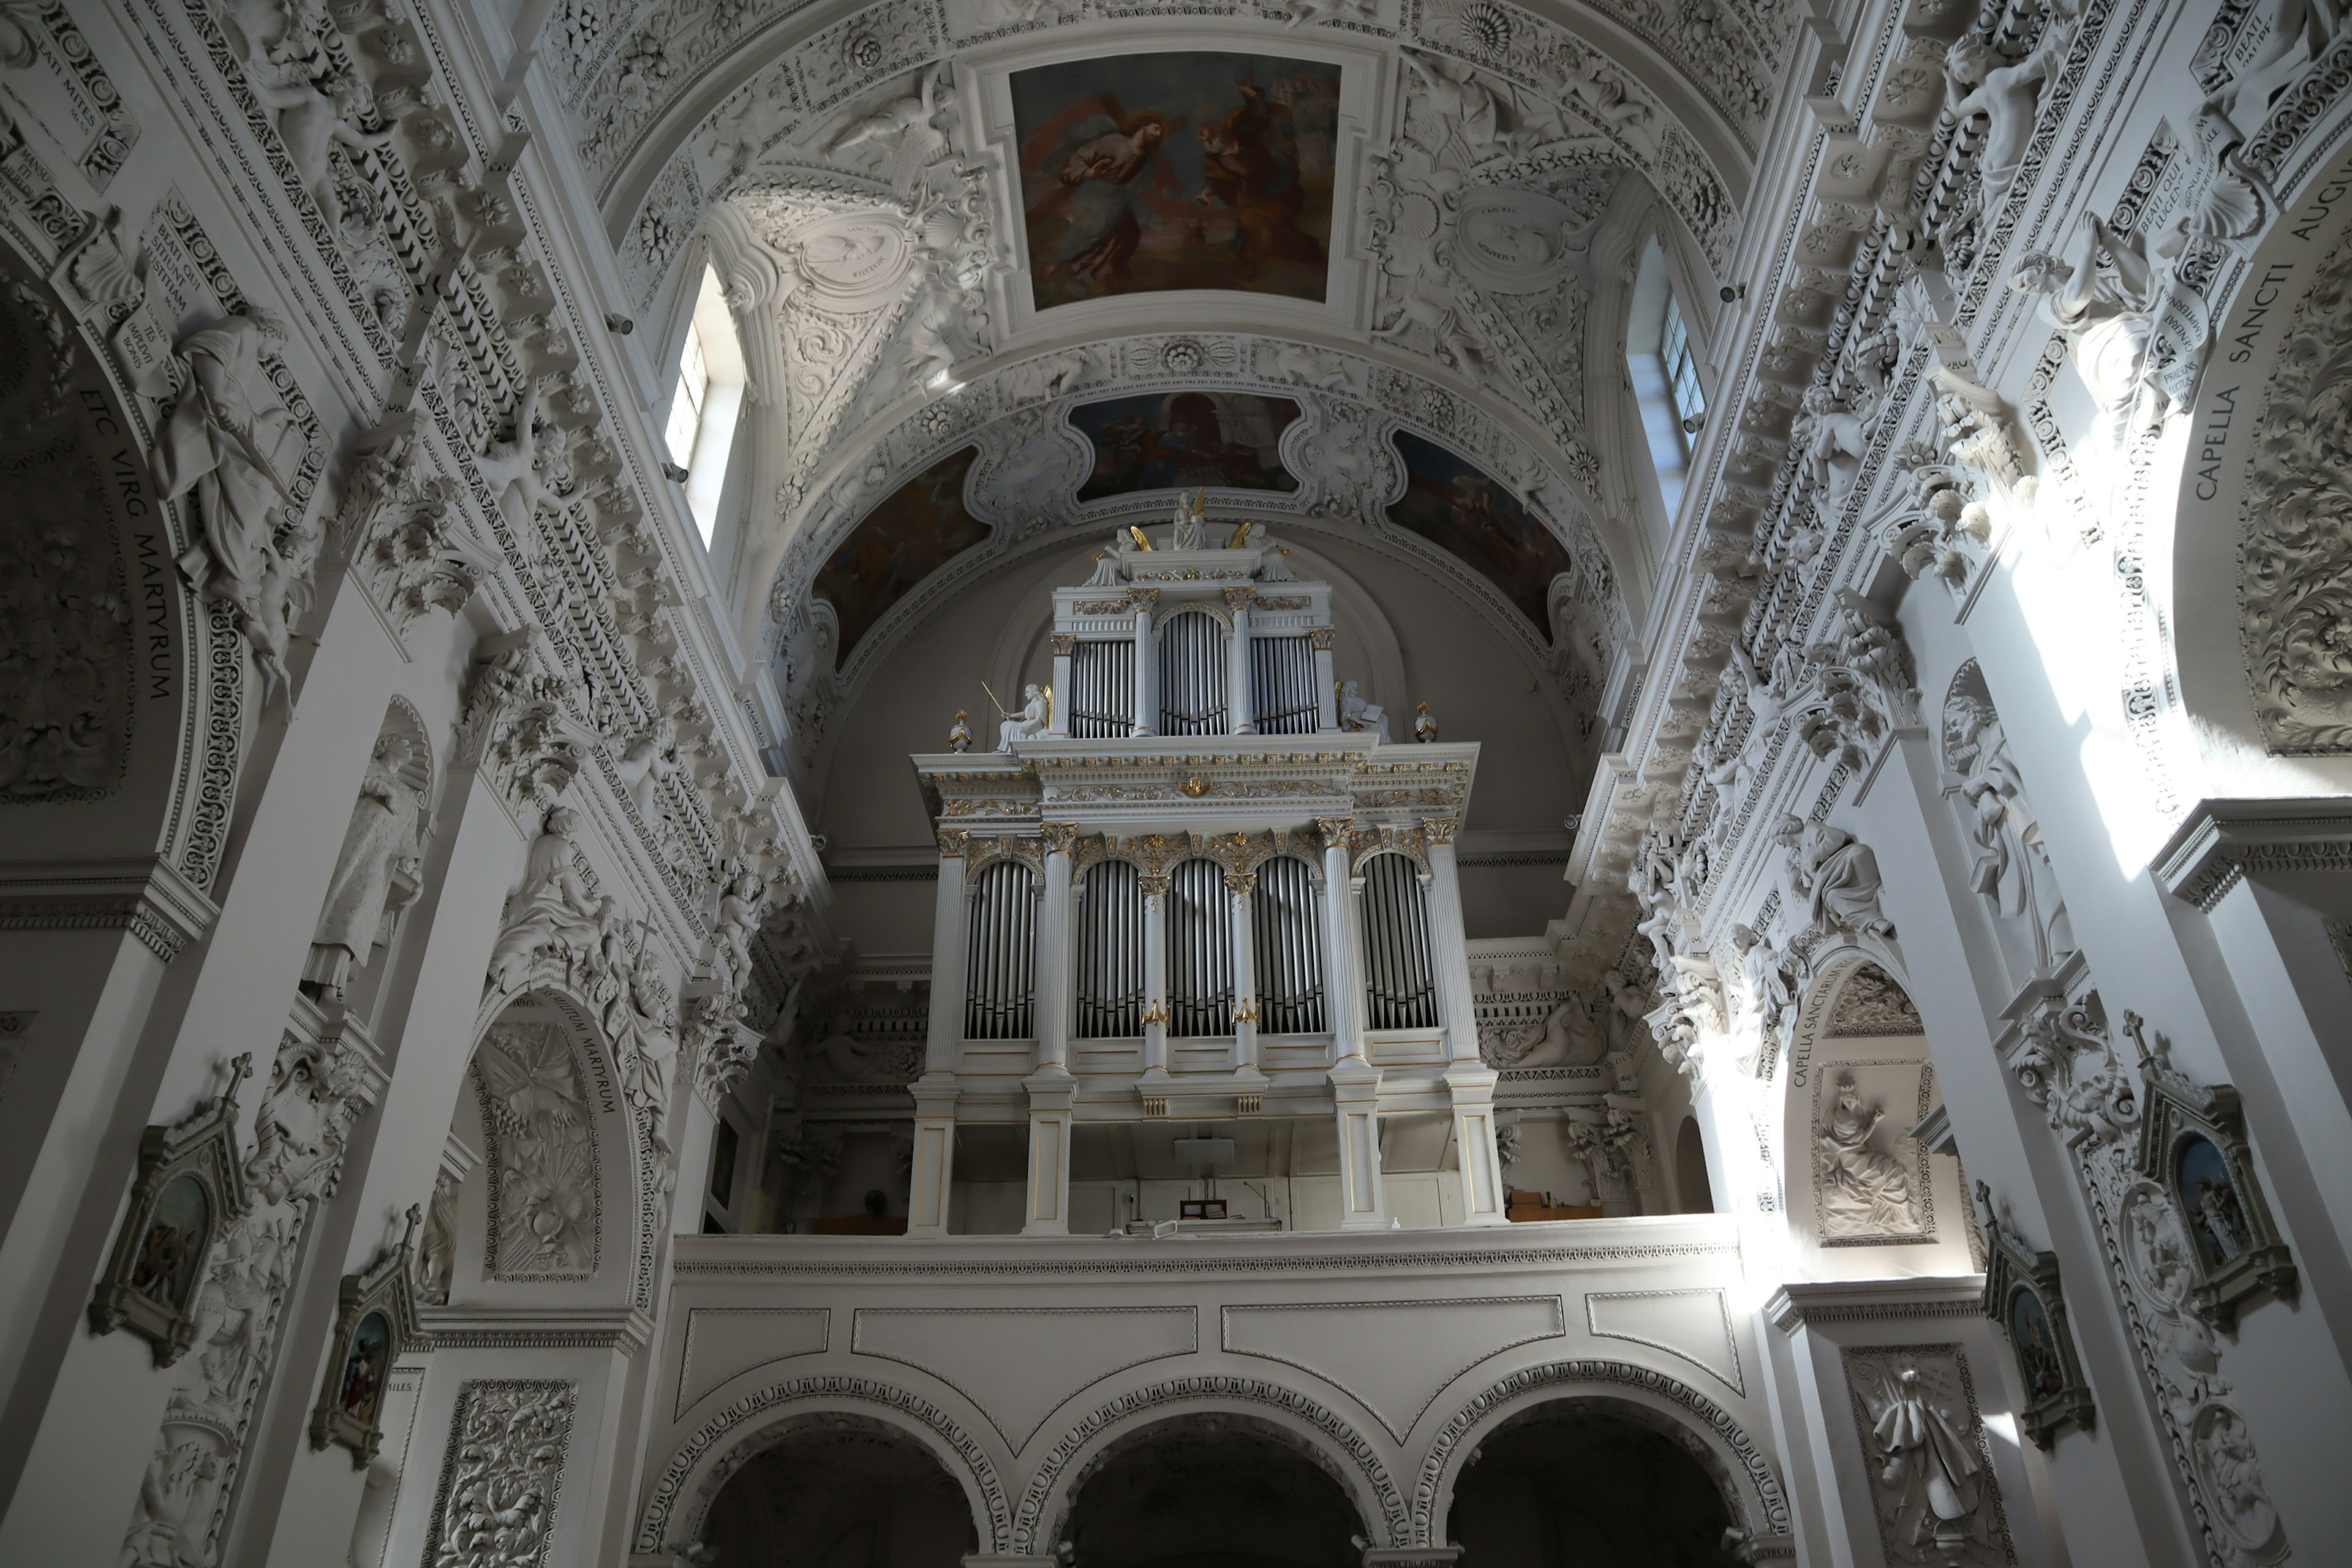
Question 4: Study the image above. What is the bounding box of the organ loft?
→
[895,517,1574,1237]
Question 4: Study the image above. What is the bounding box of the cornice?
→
[420,1304,657,1354]
[2152,798,2352,913]
[0,856,220,963]
[672,1216,1740,1279]
[1763,1274,1988,1334]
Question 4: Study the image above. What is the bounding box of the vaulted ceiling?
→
[529,0,1803,791]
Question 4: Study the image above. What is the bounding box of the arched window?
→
[1251,856,1326,1033]
[1157,610,1229,735]
[1167,858,1234,1037]
[664,262,748,546]
[1626,235,1706,522]
[963,860,1039,1039]
[1074,860,1145,1038]
[1359,853,1438,1030]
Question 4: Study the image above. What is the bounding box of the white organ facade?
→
[905,535,1512,1237]
[2,0,2351,1562]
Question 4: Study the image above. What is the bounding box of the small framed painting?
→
[312,1205,426,1466]
[2130,1019,2297,1331]
[88,1055,254,1366]
[1978,1183,2095,1449]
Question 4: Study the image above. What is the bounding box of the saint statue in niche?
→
[304,731,426,999]
[127,1174,211,1313]
[2178,1136,2248,1269]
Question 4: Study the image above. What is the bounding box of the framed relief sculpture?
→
[313,1204,426,1466]
[2126,1012,2297,1330]
[88,1054,254,1366]
[1978,1183,2095,1449]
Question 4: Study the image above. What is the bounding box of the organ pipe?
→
[1069,639,1135,738]
[1166,857,1234,1036]
[1249,637,1318,736]
[1156,611,1229,736]
[1251,856,1325,1034]
[964,860,1039,1039]
[1359,853,1438,1030]
[1074,859,1145,1038]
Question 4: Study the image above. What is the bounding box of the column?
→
[1034,827,1076,1075]
[1048,635,1074,736]
[1332,1060,1386,1231]
[1228,870,1264,1082]
[1312,628,1339,731]
[1316,820,1361,1060]
[1229,598,1254,734]
[1139,874,1172,1109]
[1020,1069,1074,1235]
[1319,818,1384,1229]
[1132,601,1156,736]
[1023,827,1076,1234]
[1423,823,1480,1064]
[907,836,968,1238]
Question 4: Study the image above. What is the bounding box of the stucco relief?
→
[473,1020,600,1281]
[421,1379,576,1568]
[2000,992,2289,1566]
[2239,220,2352,753]
[1843,1346,2015,1566]
[1813,1064,1934,1246]
[123,1029,377,1567]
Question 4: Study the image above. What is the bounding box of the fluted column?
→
[1048,634,1074,736]
[1035,826,1076,1073]
[1228,870,1261,1074]
[1022,827,1077,1234]
[1317,820,1362,1061]
[1139,873,1171,1108]
[1312,628,1339,731]
[1423,823,1480,1064]
[1229,596,1255,734]
[1132,601,1156,736]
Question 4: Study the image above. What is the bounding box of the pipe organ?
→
[911,531,1504,1237]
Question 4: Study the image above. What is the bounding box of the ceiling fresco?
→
[1071,390,1303,500]
[1385,430,1574,641]
[811,447,989,668]
[1012,52,1341,309]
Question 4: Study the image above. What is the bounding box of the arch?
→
[1411,1361,1790,1551]
[1776,949,1939,1255]
[633,1374,1012,1555]
[2167,128,2352,784]
[696,1412,978,1564]
[747,334,1632,673]
[0,235,232,900]
[461,982,664,1312]
[1010,1374,1409,1551]
[1055,1411,1370,1564]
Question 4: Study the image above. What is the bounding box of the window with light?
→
[665,263,747,547]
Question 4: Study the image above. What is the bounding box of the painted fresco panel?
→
[1012,52,1340,310]
[1072,391,1302,500]
[1385,431,1572,640]
[815,447,989,666]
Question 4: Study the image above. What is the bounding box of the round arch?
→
[461,981,664,1312]
[1773,946,1942,1259]
[1010,1374,1409,1552]
[633,1374,1013,1555]
[2168,129,2352,780]
[1411,1361,1791,1551]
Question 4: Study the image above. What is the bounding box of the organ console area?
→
[904,532,1509,1235]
